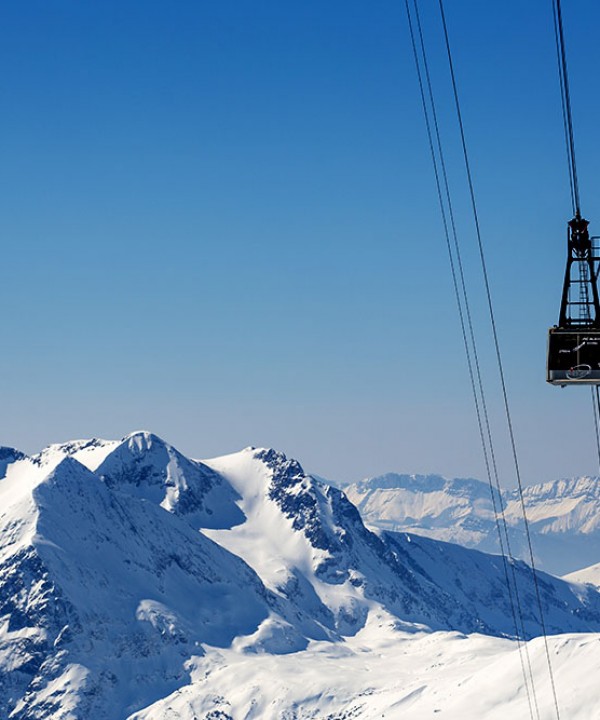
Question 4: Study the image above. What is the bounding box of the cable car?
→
[547,216,600,385]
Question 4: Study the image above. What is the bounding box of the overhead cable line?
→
[436,1,561,717]
[552,0,580,217]
[403,2,538,716]
[411,0,537,660]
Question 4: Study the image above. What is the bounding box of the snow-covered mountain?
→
[2,432,600,719]
[564,561,600,587]
[0,444,273,718]
[344,472,600,575]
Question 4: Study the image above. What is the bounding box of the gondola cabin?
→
[547,215,600,386]
[547,328,600,385]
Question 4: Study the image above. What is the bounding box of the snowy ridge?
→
[0,448,27,480]
[345,471,600,575]
[563,561,600,588]
[33,437,119,473]
[2,433,600,718]
[505,475,600,534]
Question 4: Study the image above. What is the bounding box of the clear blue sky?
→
[2,0,600,485]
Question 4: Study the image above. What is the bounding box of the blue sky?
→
[2,0,600,484]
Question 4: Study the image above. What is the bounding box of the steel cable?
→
[552,0,580,217]
[403,2,539,715]
[407,2,540,715]
[436,1,562,717]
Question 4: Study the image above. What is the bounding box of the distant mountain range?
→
[341,472,600,576]
[2,432,600,718]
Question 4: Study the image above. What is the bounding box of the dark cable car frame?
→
[547,216,600,386]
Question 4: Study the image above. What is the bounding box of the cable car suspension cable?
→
[436,1,562,717]
[552,0,580,217]
[404,2,538,716]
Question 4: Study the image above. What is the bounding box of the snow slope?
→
[564,561,600,588]
[345,472,600,575]
[132,615,600,720]
[2,432,600,719]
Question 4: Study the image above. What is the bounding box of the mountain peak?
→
[254,446,305,477]
[2,446,271,719]
[0,446,26,461]
[95,432,245,530]
[519,475,600,501]
[35,456,100,501]
[0,446,27,479]
[120,430,167,452]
